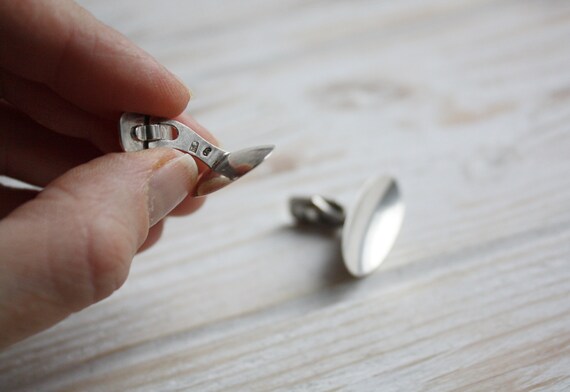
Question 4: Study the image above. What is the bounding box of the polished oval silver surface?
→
[195,145,275,196]
[342,176,405,277]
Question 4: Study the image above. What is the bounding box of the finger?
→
[0,70,117,152]
[0,0,190,118]
[176,113,219,147]
[0,184,38,219]
[169,194,206,216]
[0,147,198,349]
[0,104,102,186]
[0,72,215,154]
[138,220,165,253]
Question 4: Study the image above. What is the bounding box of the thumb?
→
[0,148,197,349]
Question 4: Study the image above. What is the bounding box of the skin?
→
[0,0,217,349]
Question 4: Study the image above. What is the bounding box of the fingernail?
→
[197,175,232,196]
[171,72,193,101]
[147,153,198,226]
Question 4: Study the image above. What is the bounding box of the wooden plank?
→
[1,0,570,390]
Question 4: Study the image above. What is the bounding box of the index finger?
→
[0,0,190,118]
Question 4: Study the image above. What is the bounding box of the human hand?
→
[0,0,214,348]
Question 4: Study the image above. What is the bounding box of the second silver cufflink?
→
[290,176,405,278]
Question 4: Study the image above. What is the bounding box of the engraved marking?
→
[190,141,199,153]
[203,147,212,156]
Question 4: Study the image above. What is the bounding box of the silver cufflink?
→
[290,176,405,277]
[119,113,274,196]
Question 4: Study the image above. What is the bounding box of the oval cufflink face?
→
[342,176,405,277]
[195,145,275,196]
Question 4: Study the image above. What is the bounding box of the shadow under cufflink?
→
[281,222,353,285]
[288,194,354,283]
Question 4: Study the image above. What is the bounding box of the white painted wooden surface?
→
[2,0,570,390]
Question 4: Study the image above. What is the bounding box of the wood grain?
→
[2,0,570,390]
